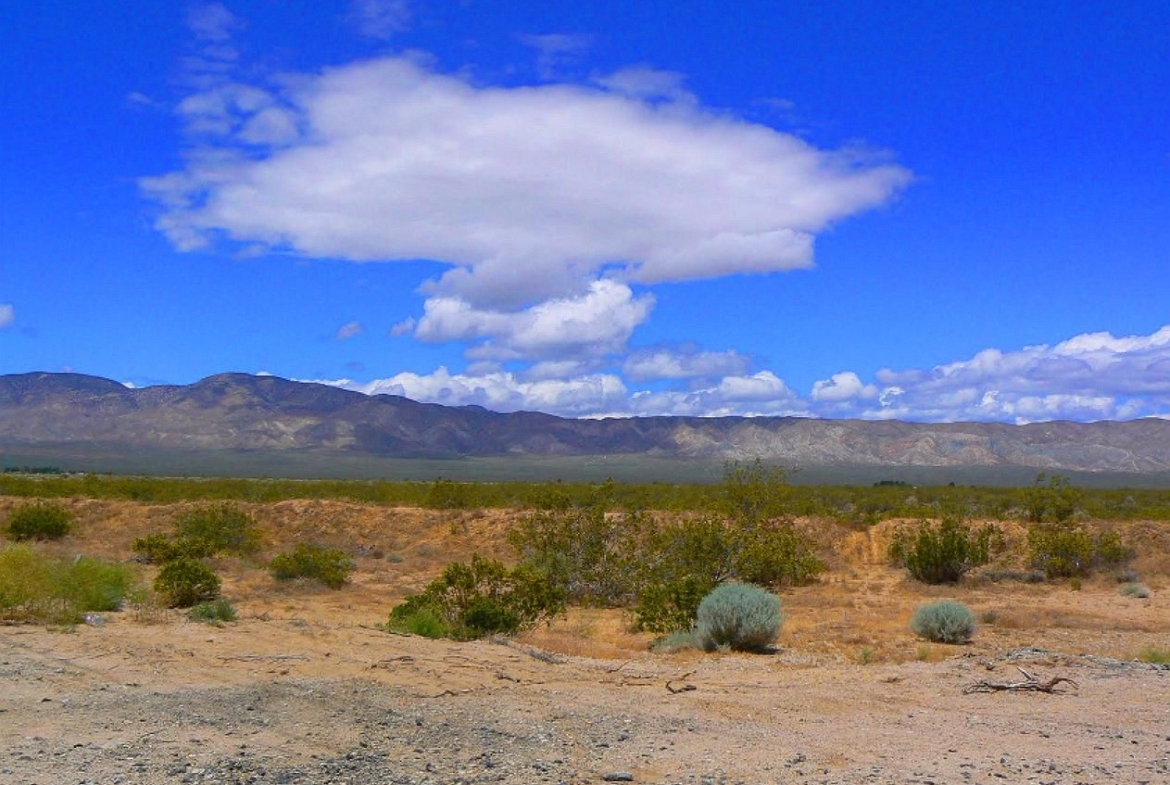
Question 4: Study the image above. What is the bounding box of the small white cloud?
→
[811,371,879,403]
[348,0,412,39]
[623,347,750,381]
[517,33,594,80]
[594,67,694,105]
[388,317,415,337]
[414,280,653,361]
[335,321,364,340]
[187,3,240,42]
[0,304,13,328]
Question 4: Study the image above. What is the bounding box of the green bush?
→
[721,458,792,522]
[270,543,355,589]
[735,521,825,586]
[132,504,263,565]
[1020,473,1082,523]
[695,583,783,652]
[1028,522,1133,578]
[386,555,565,640]
[889,517,995,584]
[508,504,640,604]
[59,557,138,612]
[1119,582,1151,599]
[1138,645,1170,665]
[6,502,73,541]
[154,558,221,608]
[386,597,450,638]
[188,597,237,624]
[131,533,185,563]
[649,629,701,653]
[910,599,975,644]
[0,545,140,624]
[426,478,473,509]
[632,575,715,634]
[174,504,262,557]
[511,500,823,635]
[0,546,58,620]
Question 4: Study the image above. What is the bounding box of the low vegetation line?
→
[4,469,1170,522]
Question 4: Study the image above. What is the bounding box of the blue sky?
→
[2,1,1168,423]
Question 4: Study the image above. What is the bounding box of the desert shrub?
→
[154,558,221,608]
[508,504,640,604]
[386,595,452,638]
[695,582,783,652]
[1027,522,1132,578]
[131,533,185,563]
[735,521,825,586]
[6,501,72,541]
[1119,583,1151,599]
[978,567,1046,584]
[888,516,996,584]
[386,555,565,640]
[269,543,355,589]
[1020,473,1082,523]
[650,629,701,653]
[632,575,715,634]
[174,503,262,557]
[721,458,793,523]
[0,546,57,619]
[188,597,237,624]
[426,478,473,509]
[910,599,975,644]
[1138,645,1170,665]
[0,546,140,624]
[513,502,822,635]
[133,504,263,564]
[59,557,138,612]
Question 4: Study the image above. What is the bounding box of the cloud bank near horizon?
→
[309,324,1170,423]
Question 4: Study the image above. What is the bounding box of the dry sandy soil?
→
[2,498,1169,784]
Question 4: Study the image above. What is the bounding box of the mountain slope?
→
[2,372,1170,476]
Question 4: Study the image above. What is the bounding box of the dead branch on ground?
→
[963,666,1079,695]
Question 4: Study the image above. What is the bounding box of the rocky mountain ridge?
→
[3,371,1170,476]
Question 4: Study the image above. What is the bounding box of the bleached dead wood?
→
[963,666,1078,695]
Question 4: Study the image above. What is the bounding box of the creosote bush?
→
[509,461,823,636]
[387,554,565,640]
[1021,473,1083,523]
[1027,521,1132,579]
[0,545,140,624]
[6,501,73,541]
[269,543,355,589]
[888,516,997,584]
[133,503,263,564]
[154,558,221,608]
[1119,582,1151,599]
[695,582,783,652]
[910,599,975,644]
[188,597,237,624]
[174,503,263,557]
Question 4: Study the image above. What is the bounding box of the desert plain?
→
[2,496,1169,784]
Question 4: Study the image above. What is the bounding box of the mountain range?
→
[3,371,1170,485]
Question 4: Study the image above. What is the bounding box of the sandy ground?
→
[2,498,1169,783]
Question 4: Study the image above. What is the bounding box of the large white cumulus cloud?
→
[142,55,911,309]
